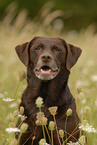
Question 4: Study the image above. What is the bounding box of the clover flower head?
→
[39,139,46,145]
[35,97,44,108]
[20,123,28,133]
[78,135,86,145]
[48,106,58,116]
[66,108,72,116]
[48,121,55,131]
[20,106,24,115]
[59,129,64,138]
[41,117,48,126]
[36,112,45,121]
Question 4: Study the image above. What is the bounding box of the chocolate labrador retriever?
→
[15,36,82,144]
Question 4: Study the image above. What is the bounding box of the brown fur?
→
[15,37,82,145]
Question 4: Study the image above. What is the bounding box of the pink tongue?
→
[41,69,51,75]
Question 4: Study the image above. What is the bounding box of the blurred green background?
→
[0,0,97,30]
[0,0,97,144]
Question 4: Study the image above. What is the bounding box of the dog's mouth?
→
[34,65,59,81]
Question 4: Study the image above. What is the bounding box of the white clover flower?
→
[3,98,14,102]
[67,141,80,145]
[79,123,97,133]
[5,127,20,133]
[18,114,22,117]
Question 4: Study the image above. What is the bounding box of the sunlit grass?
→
[0,2,97,144]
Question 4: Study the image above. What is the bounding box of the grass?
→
[0,3,97,144]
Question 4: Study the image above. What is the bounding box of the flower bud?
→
[36,112,45,121]
[48,106,58,116]
[35,97,44,108]
[20,123,28,133]
[41,117,48,126]
[78,135,86,145]
[20,106,24,115]
[35,119,42,126]
[66,108,72,116]
[59,129,64,138]
[48,121,55,131]
[39,138,46,145]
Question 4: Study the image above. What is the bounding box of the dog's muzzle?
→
[34,65,60,81]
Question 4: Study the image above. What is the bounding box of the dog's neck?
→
[26,66,73,106]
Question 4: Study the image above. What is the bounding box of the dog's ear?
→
[15,42,29,66]
[15,37,40,66]
[66,43,82,70]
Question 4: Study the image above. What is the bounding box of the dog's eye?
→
[34,47,41,50]
[54,47,61,51]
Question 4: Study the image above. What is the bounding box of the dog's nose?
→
[41,54,52,62]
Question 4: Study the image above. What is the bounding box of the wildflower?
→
[67,141,80,145]
[48,106,58,116]
[3,98,14,102]
[41,117,48,126]
[79,121,97,133]
[5,127,20,133]
[78,135,86,145]
[36,112,45,121]
[18,114,22,117]
[35,119,42,126]
[39,139,46,145]
[48,121,55,131]
[35,97,44,108]
[66,108,72,116]
[20,106,24,115]
[20,123,28,133]
[39,139,50,145]
[59,129,64,138]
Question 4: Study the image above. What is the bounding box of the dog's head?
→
[15,37,82,81]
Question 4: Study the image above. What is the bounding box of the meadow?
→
[0,4,97,144]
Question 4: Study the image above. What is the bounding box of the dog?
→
[15,36,82,145]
